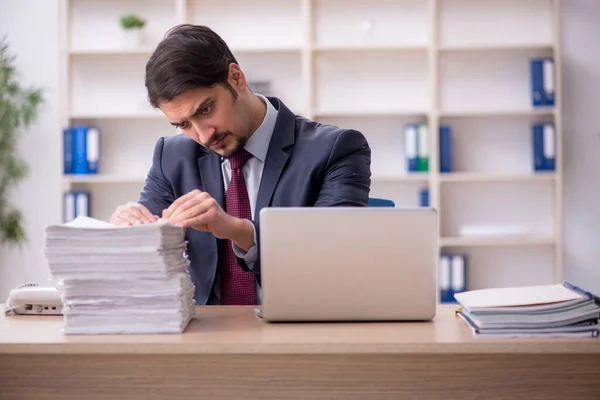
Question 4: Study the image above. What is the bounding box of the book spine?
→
[532,123,545,172]
[543,123,556,171]
[63,127,73,174]
[419,188,429,207]
[75,191,90,217]
[451,254,467,300]
[439,124,452,173]
[72,125,88,174]
[439,255,452,303]
[404,124,418,172]
[543,58,555,106]
[86,126,100,174]
[417,123,429,172]
[63,191,75,223]
[531,59,544,107]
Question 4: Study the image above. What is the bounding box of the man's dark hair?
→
[145,24,238,108]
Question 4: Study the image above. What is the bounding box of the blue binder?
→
[71,125,100,175]
[439,124,452,173]
[530,58,555,107]
[63,128,73,174]
[72,125,88,174]
[419,188,429,207]
[532,123,556,171]
[63,191,90,222]
[450,254,467,298]
[532,123,545,171]
[439,255,452,303]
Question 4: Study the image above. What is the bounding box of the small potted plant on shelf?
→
[120,14,146,48]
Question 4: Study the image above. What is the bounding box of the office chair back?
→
[368,197,395,207]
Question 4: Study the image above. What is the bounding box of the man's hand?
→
[109,202,158,226]
[162,189,255,251]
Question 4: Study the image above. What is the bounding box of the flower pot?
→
[122,28,144,48]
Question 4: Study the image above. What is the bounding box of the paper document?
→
[43,216,196,335]
[454,283,600,338]
[454,284,582,309]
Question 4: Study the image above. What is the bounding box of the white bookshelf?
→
[58,0,563,291]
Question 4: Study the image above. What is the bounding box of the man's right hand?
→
[109,202,158,226]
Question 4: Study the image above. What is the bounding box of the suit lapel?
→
[255,98,296,215]
[197,151,225,209]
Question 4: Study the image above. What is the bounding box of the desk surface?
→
[1,305,598,355]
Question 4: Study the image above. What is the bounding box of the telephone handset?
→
[4,283,63,316]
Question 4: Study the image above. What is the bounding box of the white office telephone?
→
[4,283,63,316]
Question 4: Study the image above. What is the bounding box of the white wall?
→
[0,0,61,298]
[561,0,600,294]
[0,0,599,299]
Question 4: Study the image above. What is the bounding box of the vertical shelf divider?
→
[175,0,188,24]
[302,0,314,120]
[428,0,441,239]
[552,0,563,282]
[59,0,73,221]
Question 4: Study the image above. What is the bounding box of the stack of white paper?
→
[43,216,196,335]
[455,283,600,338]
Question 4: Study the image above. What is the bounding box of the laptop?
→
[258,207,438,322]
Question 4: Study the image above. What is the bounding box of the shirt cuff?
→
[232,221,258,269]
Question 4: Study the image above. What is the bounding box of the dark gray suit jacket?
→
[138,97,371,304]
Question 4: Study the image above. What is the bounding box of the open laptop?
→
[258,207,438,322]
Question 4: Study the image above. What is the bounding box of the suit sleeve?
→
[315,128,371,207]
[232,226,258,267]
[138,137,175,216]
[236,128,371,275]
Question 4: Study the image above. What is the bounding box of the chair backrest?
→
[368,197,395,207]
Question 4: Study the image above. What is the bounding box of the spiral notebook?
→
[454,282,600,338]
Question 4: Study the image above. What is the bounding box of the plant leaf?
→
[0,36,44,245]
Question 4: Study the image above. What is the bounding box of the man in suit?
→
[109,24,371,306]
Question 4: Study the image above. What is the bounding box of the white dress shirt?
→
[210,93,278,305]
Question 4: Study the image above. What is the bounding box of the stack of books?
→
[455,282,600,338]
[44,216,196,335]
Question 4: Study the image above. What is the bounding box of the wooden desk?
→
[1,305,599,399]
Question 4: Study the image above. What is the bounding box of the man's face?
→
[160,79,252,158]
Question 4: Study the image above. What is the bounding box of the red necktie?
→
[220,149,257,305]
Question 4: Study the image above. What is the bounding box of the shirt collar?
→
[242,93,278,163]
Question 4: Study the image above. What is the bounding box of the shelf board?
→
[440,234,555,247]
[65,174,430,185]
[231,45,302,53]
[439,108,555,117]
[67,45,302,56]
[439,172,556,183]
[66,48,155,56]
[69,111,165,120]
[64,174,146,184]
[313,109,428,118]
[64,174,430,186]
[372,174,429,183]
[313,44,428,52]
[438,43,553,52]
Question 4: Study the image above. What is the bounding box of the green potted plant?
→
[120,14,146,48]
[0,37,44,246]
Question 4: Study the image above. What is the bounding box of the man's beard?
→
[208,131,247,158]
